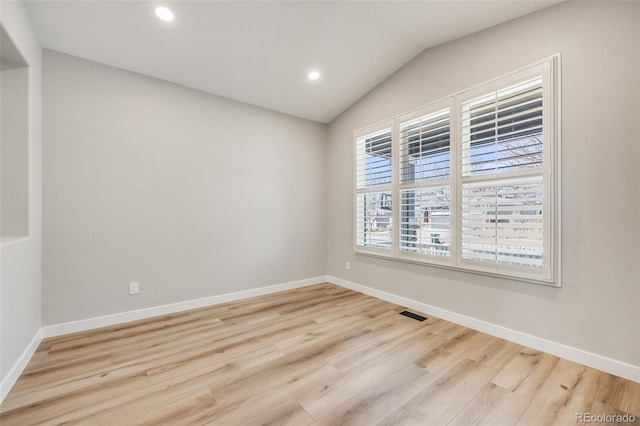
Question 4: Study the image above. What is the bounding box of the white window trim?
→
[353,55,562,287]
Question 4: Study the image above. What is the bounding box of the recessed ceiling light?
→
[308,71,320,81]
[155,6,174,22]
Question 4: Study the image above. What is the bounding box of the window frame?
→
[353,55,561,286]
[396,98,454,267]
[353,119,396,257]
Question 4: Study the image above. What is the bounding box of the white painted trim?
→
[41,276,327,338]
[328,275,640,383]
[1,329,42,404]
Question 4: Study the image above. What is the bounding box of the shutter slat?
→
[399,186,451,256]
[460,176,544,267]
[356,128,393,189]
[462,104,543,135]
[462,75,544,178]
[355,192,392,249]
[400,108,451,185]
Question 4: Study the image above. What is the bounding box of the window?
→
[355,124,393,250]
[399,103,452,260]
[353,56,560,285]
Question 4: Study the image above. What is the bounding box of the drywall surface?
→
[42,50,327,325]
[0,1,43,382]
[326,1,640,366]
[1,66,29,237]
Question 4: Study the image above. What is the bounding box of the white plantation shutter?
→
[458,63,554,281]
[461,176,543,268]
[400,186,451,256]
[353,57,558,285]
[400,108,450,183]
[398,106,452,261]
[461,77,544,176]
[355,125,393,251]
[355,192,392,249]
[356,128,392,189]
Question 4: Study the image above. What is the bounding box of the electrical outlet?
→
[129,282,139,295]
[345,261,350,270]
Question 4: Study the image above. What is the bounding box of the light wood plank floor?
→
[1,283,638,425]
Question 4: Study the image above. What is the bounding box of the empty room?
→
[1,0,639,424]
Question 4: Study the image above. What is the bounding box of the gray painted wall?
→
[42,50,327,325]
[326,1,640,366]
[1,66,29,237]
[0,1,42,382]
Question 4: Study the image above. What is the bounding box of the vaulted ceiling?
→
[26,1,560,123]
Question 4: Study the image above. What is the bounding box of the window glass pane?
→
[356,192,392,249]
[400,186,450,256]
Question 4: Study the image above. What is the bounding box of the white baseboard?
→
[328,275,640,384]
[42,276,328,338]
[1,329,43,403]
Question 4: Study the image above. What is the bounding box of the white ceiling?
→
[26,1,559,123]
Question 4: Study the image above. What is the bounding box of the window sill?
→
[354,250,560,287]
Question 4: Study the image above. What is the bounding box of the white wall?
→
[0,1,42,384]
[42,50,327,325]
[327,1,640,366]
